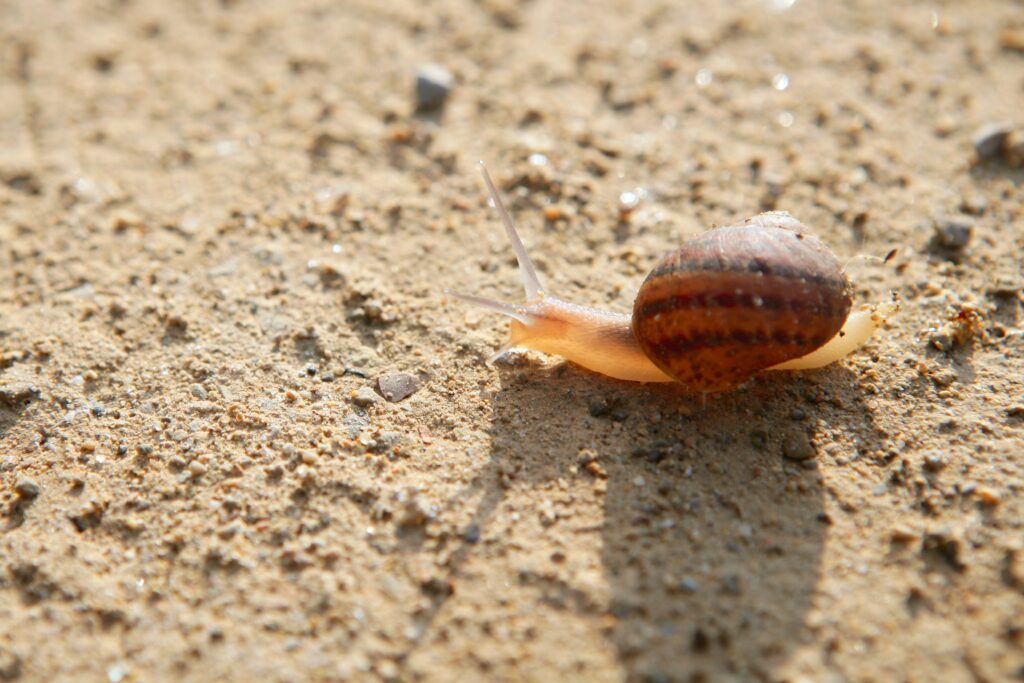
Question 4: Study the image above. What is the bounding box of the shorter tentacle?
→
[444,289,532,325]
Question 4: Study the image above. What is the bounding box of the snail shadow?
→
[452,361,885,681]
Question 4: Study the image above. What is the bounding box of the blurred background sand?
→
[1,1,1022,681]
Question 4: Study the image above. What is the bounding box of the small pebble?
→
[974,486,1001,506]
[352,387,382,407]
[191,384,207,399]
[542,205,563,222]
[14,477,41,499]
[588,398,611,417]
[972,121,1013,160]
[188,461,207,477]
[782,432,815,461]
[378,372,419,402]
[398,495,433,527]
[373,431,405,453]
[923,451,947,471]
[320,372,336,383]
[415,64,454,112]
[107,663,129,683]
[933,217,973,250]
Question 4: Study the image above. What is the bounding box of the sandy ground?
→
[1,1,1023,681]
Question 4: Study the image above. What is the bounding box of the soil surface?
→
[2,1,1023,681]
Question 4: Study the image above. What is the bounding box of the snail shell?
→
[632,213,852,392]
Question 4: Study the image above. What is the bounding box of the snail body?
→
[453,164,893,393]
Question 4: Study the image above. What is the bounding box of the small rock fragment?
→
[352,387,382,407]
[677,577,699,594]
[972,122,1013,160]
[933,217,973,251]
[588,398,611,417]
[398,491,433,527]
[14,477,40,499]
[373,431,405,453]
[974,486,1001,506]
[923,450,947,471]
[782,432,815,461]
[415,64,454,112]
[378,372,419,402]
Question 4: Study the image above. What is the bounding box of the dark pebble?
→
[972,121,1013,160]
[463,522,481,544]
[691,628,710,652]
[631,446,665,464]
[320,372,336,383]
[306,366,317,376]
[588,398,610,417]
[415,64,454,112]
[14,477,41,499]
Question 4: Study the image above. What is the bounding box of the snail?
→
[451,163,895,393]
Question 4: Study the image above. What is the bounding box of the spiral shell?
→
[631,213,852,392]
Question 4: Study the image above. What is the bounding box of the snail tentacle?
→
[479,161,544,300]
[444,289,532,325]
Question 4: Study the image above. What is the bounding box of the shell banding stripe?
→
[647,255,847,290]
[637,290,840,318]
[644,328,830,358]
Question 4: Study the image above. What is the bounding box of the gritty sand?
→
[1,1,1023,681]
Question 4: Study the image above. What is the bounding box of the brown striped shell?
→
[631,213,852,392]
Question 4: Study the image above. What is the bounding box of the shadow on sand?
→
[404,361,886,681]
